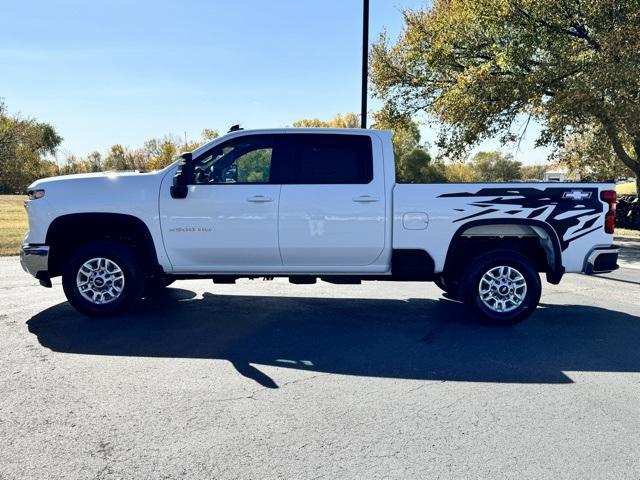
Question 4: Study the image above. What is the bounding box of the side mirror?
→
[170,153,193,199]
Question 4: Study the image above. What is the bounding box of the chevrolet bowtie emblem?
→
[562,190,592,201]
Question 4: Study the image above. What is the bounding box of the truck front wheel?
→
[460,250,541,326]
[62,241,144,317]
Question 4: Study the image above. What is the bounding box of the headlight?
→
[27,189,45,200]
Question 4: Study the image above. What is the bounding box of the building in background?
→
[544,165,580,182]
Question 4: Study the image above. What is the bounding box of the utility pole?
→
[361,0,369,129]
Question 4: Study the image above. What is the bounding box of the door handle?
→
[353,195,380,203]
[247,195,273,203]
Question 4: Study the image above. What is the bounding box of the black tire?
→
[459,249,541,326]
[434,275,461,300]
[62,241,144,317]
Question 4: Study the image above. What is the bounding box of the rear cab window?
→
[282,134,374,184]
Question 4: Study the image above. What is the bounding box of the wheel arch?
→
[46,212,161,277]
[443,218,564,284]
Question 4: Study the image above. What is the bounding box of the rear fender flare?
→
[444,218,564,284]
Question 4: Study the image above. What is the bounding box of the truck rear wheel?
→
[460,249,541,326]
[62,241,144,317]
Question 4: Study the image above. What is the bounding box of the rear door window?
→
[284,134,373,184]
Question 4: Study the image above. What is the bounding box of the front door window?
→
[192,135,273,185]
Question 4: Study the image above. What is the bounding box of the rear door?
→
[278,133,386,267]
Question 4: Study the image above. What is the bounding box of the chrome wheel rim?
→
[478,265,527,313]
[76,257,125,305]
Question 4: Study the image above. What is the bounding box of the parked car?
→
[21,128,619,324]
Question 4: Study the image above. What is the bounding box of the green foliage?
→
[442,162,481,182]
[0,100,62,193]
[559,127,633,181]
[521,164,548,181]
[372,112,420,158]
[201,128,220,142]
[396,148,446,183]
[371,0,640,186]
[293,113,361,129]
[58,152,102,175]
[438,151,539,182]
[237,149,271,183]
[374,114,442,182]
[470,151,523,182]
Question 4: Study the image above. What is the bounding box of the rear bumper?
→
[20,244,52,287]
[583,245,619,275]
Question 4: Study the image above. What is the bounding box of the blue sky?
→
[0,0,550,164]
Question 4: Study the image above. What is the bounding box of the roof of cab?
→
[191,127,391,157]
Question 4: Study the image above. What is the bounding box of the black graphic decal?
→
[453,208,499,223]
[527,207,548,219]
[439,187,603,250]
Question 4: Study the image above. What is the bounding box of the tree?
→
[559,127,634,181]
[373,112,421,160]
[293,112,361,129]
[86,151,102,172]
[372,113,442,182]
[398,148,448,183]
[0,100,62,193]
[521,164,548,181]
[471,151,523,182]
[371,0,640,194]
[201,128,220,142]
[443,161,481,182]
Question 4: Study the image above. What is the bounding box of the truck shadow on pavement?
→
[27,288,640,388]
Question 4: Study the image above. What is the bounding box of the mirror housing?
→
[170,153,193,199]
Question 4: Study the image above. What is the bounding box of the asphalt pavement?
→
[0,246,639,479]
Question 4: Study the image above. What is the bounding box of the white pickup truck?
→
[21,128,619,324]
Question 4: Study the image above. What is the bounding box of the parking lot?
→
[1,248,639,480]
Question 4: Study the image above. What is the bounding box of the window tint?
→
[288,134,373,184]
[192,135,273,184]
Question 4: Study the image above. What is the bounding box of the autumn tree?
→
[521,164,548,181]
[372,114,446,182]
[371,0,640,194]
[292,112,361,129]
[559,127,634,181]
[471,151,523,182]
[0,100,62,193]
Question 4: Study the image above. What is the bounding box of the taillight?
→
[600,190,616,234]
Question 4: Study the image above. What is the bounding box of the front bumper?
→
[583,245,619,275]
[20,244,52,287]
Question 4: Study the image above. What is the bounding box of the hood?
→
[28,170,151,190]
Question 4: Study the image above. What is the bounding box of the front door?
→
[159,134,282,272]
